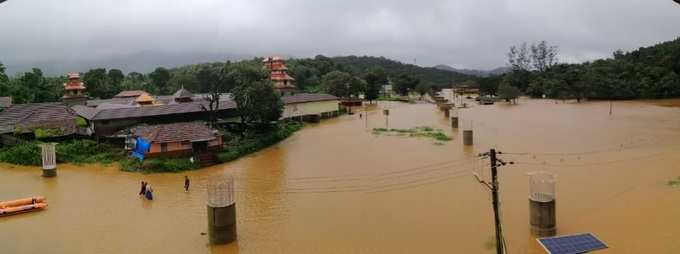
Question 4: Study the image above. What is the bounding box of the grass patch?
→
[216,121,304,163]
[120,157,198,173]
[0,139,123,166]
[667,177,680,187]
[371,126,452,142]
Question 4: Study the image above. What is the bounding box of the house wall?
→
[145,136,223,157]
[282,100,339,119]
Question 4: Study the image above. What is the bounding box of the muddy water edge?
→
[2,97,680,253]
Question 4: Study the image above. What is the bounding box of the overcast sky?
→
[1,0,680,72]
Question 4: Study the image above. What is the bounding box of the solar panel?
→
[537,233,608,254]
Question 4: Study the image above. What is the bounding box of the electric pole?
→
[476,149,513,254]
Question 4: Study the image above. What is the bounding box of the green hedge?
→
[120,157,198,173]
[0,139,123,166]
[0,142,42,166]
[217,121,303,163]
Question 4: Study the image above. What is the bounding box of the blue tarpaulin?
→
[132,137,150,161]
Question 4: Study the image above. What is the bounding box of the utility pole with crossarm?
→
[476,149,514,254]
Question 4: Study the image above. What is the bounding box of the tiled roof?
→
[72,105,97,120]
[0,102,77,135]
[173,88,194,99]
[281,93,339,104]
[134,122,217,143]
[87,97,136,107]
[89,100,237,121]
[75,93,335,121]
[114,90,148,98]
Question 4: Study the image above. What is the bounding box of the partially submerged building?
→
[128,122,222,163]
[282,93,340,122]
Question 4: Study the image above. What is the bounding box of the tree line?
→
[485,37,680,101]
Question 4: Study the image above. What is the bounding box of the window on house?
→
[161,143,168,152]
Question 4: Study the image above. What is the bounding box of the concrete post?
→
[40,143,56,177]
[207,174,237,244]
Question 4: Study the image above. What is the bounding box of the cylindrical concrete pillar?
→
[529,172,556,237]
[530,199,556,237]
[207,174,237,244]
[451,117,459,128]
[463,130,473,146]
[40,143,57,177]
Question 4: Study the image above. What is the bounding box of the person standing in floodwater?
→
[145,184,153,200]
[139,181,146,196]
[184,176,190,193]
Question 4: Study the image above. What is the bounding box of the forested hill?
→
[170,55,478,92]
[507,37,680,100]
[324,56,476,86]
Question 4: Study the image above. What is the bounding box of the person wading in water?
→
[184,176,190,193]
[139,181,147,196]
[145,184,153,200]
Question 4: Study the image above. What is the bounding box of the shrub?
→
[120,157,198,173]
[0,142,41,166]
[0,139,123,166]
[216,121,303,163]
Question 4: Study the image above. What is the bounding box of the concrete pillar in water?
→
[528,172,556,237]
[40,143,56,177]
[451,117,459,128]
[463,130,473,146]
[207,174,237,244]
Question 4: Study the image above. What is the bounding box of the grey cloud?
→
[1,0,679,74]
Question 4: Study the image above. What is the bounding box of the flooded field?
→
[2,96,680,253]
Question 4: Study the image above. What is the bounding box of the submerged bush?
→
[0,142,41,166]
[0,139,123,166]
[371,126,452,142]
[217,121,303,163]
[121,157,198,173]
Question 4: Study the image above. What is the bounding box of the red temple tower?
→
[263,56,296,96]
[62,72,87,105]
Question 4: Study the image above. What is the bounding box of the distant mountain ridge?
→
[4,51,254,76]
[433,64,510,77]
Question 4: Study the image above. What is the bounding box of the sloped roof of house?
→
[281,93,339,104]
[74,92,335,121]
[134,122,217,143]
[0,102,77,135]
[114,90,148,98]
[173,88,194,99]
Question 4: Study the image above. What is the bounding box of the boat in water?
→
[0,197,48,217]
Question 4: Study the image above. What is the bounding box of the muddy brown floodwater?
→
[2,95,680,254]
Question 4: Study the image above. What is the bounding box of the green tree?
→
[392,74,419,96]
[14,68,57,103]
[149,67,171,94]
[321,71,353,98]
[83,68,109,99]
[0,62,9,97]
[415,83,430,98]
[232,80,283,125]
[363,70,383,102]
[107,69,125,86]
[497,79,521,104]
[167,73,199,92]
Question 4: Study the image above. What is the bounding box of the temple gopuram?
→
[263,56,296,96]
